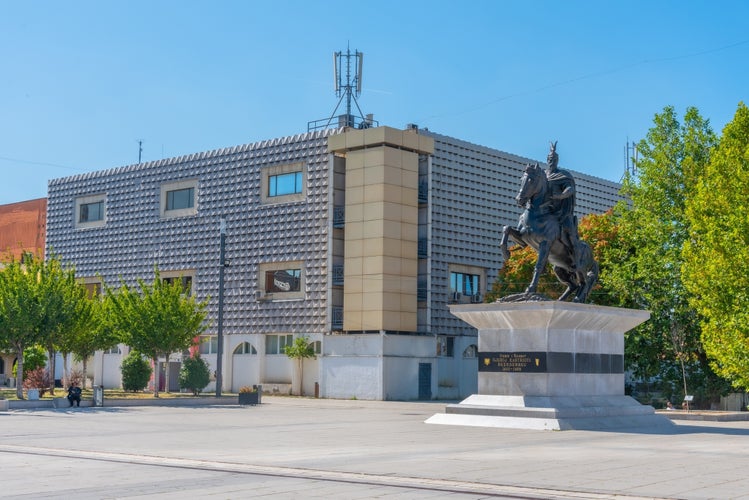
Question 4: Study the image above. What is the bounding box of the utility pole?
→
[138,140,143,164]
[215,218,226,397]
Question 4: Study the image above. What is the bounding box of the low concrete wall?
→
[9,396,239,410]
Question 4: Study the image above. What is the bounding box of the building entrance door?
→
[418,363,432,400]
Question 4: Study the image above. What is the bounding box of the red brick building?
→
[0,198,47,262]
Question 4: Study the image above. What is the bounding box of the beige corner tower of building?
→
[328,126,434,332]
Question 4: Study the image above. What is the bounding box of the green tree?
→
[106,269,208,397]
[121,350,152,392]
[35,255,92,395]
[683,102,749,391]
[284,336,316,396]
[608,106,728,404]
[11,344,47,378]
[0,257,45,399]
[63,293,120,389]
[178,354,211,395]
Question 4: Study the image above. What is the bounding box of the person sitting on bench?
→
[67,382,82,407]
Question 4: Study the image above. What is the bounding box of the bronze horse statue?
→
[499,163,599,303]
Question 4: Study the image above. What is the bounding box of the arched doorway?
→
[231,342,258,392]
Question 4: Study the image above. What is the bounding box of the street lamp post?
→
[215,218,226,397]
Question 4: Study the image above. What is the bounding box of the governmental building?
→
[45,118,621,400]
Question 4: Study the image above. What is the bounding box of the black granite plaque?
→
[478,352,547,373]
[478,351,624,374]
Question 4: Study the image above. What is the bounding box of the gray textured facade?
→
[46,125,622,399]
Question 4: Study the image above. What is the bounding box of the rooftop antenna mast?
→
[328,46,365,128]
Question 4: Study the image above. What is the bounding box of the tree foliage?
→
[105,269,208,397]
[284,336,316,396]
[0,254,106,397]
[121,350,152,392]
[683,102,749,391]
[178,354,211,396]
[607,106,729,403]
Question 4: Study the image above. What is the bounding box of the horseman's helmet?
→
[547,141,559,168]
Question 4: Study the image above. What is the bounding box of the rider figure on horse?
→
[545,141,580,269]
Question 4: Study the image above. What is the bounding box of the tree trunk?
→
[62,352,69,388]
[82,356,88,390]
[15,345,24,400]
[152,358,160,398]
[47,346,56,395]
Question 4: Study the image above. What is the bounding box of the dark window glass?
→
[79,201,104,222]
[166,187,194,210]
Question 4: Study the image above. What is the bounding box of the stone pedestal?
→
[426,302,673,431]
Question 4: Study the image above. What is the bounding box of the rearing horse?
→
[499,163,599,303]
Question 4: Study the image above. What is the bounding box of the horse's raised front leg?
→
[500,225,511,261]
[526,240,549,295]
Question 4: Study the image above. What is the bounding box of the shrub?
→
[64,369,85,389]
[121,351,152,392]
[239,386,257,394]
[22,368,52,397]
[178,354,211,396]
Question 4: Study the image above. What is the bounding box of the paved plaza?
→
[1,396,749,499]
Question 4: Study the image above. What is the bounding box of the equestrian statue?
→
[499,141,599,303]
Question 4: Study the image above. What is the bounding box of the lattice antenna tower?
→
[329,47,366,126]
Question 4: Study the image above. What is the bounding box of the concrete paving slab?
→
[1,396,748,499]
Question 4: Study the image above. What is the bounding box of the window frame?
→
[265,334,293,355]
[160,179,199,218]
[258,261,304,301]
[260,162,306,205]
[199,335,219,355]
[75,194,107,229]
[161,270,195,296]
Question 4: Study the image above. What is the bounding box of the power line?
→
[0,155,81,171]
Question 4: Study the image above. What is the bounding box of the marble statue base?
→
[426,302,674,431]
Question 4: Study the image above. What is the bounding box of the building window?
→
[266,334,293,355]
[160,179,198,218]
[160,270,195,296]
[258,261,304,300]
[437,336,455,357]
[104,346,121,355]
[75,194,106,229]
[265,269,301,293]
[260,162,306,204]
[310,340,322,355]
[79,201,104,223]
[199,335,218,355]
[448,268,484,303]
[269,172,302,197]
[80,279,102,298]
[233,342,257,355]
[166,187,194,210]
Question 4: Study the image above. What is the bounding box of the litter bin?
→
[93,386,104,407]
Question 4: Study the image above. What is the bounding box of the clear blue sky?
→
[2,1,748,205]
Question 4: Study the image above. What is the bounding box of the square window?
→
[161,180,198,218]
[79,201,104,223]
[265,269,301,293]
[268,172,303,197]
[258,261,304,301]
[75,194,107,229]
[260,163,306,205]
[166,187,194,211]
